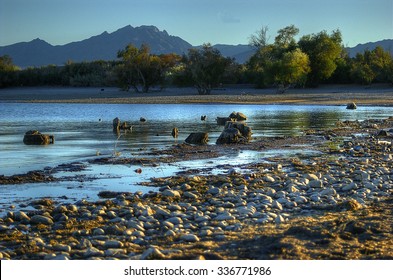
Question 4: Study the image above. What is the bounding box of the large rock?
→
[229,111,247,121]
[216,112,248,125]
[216,121,252,144]
[23,130,54,145]
[225,121,252,139]
[185,132,208,144]
[216,127,247,144]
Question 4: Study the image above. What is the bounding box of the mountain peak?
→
[0,25,192,67]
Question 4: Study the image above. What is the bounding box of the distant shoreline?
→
[1,84,393,106]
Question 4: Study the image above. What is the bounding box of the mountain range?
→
[0,25,391,67]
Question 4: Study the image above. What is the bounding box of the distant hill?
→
[0,25,192,67]
[208,44,254,64]
[0,24,391,67]
[347,39,393,57]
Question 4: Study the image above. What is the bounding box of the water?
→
[0,103,391,211]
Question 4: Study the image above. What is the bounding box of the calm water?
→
[0,103,391,211]
[0,103,391,175]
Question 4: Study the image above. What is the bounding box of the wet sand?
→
[1,84,393,105]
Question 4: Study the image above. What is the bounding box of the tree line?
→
[1,25,392,93]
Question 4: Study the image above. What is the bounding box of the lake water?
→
[0,103,391,210]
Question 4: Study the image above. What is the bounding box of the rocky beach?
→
[0,91,392,259]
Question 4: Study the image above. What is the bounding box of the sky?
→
[0,0,392,47]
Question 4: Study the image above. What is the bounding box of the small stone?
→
[83,247,104,258]
[53,244,71,253]
[166,217,183,225]
[183,192,199,199]
[342,182,357,191]
[214,212,235,221]
[263,176,275,183]
[0,225,9,232]
[164,230,176,237]
[30,215,54,225]
[272,200,283,210]
[275,214,285,224]
[305,174,319,180]
[207,186,220,195]
[93,228,105,236]
[105,249,126,257]
[320,187,337,196]
[13,211,30,222]
[154,206,171,217]
[180,234,200,242]
[104,240,123,249]
[162,189,181,198]
[141,247,165,260]
[308,180,323,188]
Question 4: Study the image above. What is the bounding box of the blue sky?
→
[0,0,392,47]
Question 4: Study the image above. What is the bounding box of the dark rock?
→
[216,117,234,126]
[216,121,252,144]
[23,130,54,145]
[30,215,54,225]
[216,127,247,144]
[172,127,179,138]
[346,102,357,110]
[185,133,209,145]
[377,130,389,137]
[225,121,252,139]
[229,112,247,121]
[113,117,132,131]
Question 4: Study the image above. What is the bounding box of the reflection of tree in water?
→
[252,109,341,137]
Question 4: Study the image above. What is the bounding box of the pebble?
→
[104,240,123,248]
[308,180,323,188]
[162,190,181,198]
[180,234,200,242]
[53,244,71,253]
[215,212,235,221]
[30,215,54,225]
[141,247,166,260]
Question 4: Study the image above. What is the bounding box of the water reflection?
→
[0,103,391,175]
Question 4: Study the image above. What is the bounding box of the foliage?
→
[181,44,232,94]
[246,25,310,91]
[0,55,19,88]
[298,30,343,86]
[249,26,270,49]
[349,47,393,84]
[116,44,180,93]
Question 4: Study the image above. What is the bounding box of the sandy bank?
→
[1,84,393,106]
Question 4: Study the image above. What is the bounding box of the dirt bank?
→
[1,84,393,105]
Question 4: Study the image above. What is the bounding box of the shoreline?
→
[1,84,393,106]
[0,116,392,259]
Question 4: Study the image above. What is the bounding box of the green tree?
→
[246,25,310,92]
[271,48,310,92]
[116,44,179,93]
[183,44,232,95]
[0,55,19,88]
[350,47,393,84]
[298,30,343,86]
